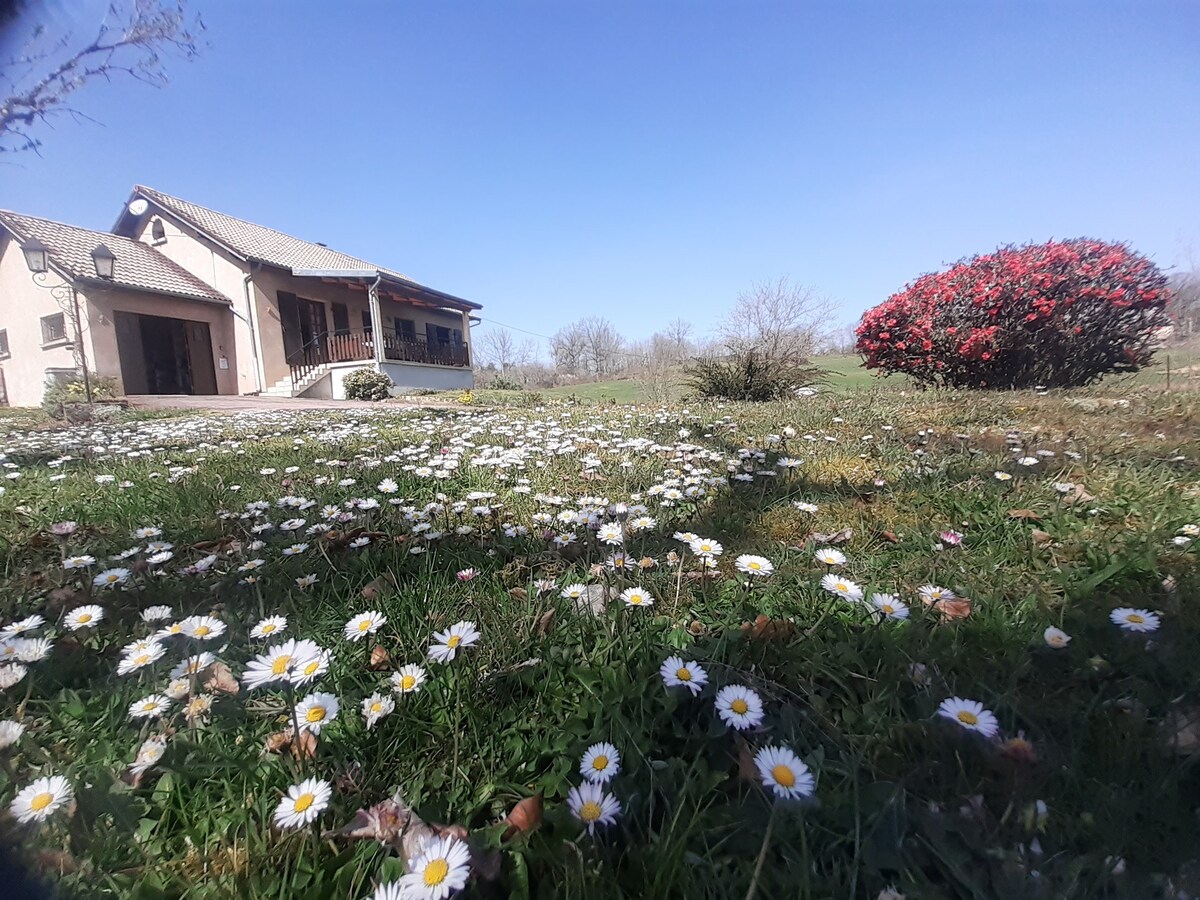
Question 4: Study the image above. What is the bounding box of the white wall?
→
[380,361,473,392]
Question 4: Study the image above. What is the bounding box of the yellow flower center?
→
[194,626,211,637]
[749,562,761,570]
[357,620,371,631]
[629,595,643,604]
[836,582,848,592]
[142,702,157,711]
[447,635,461,648]
[591,755,608,771]
[881,605,895,615]
[305,706,326,723]
[1127,614,1144,624]
[133,654,149,665]
[271,655,292,675]
[78,614,92,623]
[303,661,320,675]
[293,793,314,813]
[401,675,416,690]
[578,801,602,822]
[731,699,749,715]
[956,710,978,726]
[262,624,276,633]
[29,792,54,812]
[676,667,692,681]
[772,765,796,788]
[423,858,450,886]
[370,702,382,713]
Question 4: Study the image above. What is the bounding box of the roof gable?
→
[0,210,231,305]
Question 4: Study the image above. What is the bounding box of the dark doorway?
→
[331,302,350,335]
[278,292,328,363]
[114,312,217,395]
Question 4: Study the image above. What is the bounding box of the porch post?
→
[460,309,472,366]
[367,275,384,367]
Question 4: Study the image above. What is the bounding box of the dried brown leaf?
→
[878,530,900,544]
[502,793,543,841]
[508,587,528,601]
[809,528,853,545]
[203,662,240,696]
[533,608,556,636]
[1031,529,1053,546]
[369,646,392,670]
[742,614,797,642]
[1008,509,1042,522]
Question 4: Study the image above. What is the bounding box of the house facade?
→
[0,186,479,407]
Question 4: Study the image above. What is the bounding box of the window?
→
[150,218,166,244]
[41,313,66,344]
[0,329,8,358]
[395,318,416,341]
[361,310,372,333]
[331,302,350,335]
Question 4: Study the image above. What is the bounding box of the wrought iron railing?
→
[288,330,469,389]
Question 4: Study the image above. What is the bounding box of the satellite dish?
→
[127,198,149,216]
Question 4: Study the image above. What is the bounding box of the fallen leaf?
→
[203,662,240,696]
[878,530,900,544]
[263,730,291,755]
[638,556,658,569]
[533,608,555,636]
[362,572,398,600]
[687,620,706,637]
[742,614,797,641]
[502,793,543,841]
[1031,529,1053,546]
[1008,509,1042,522]
[508,587,528,601]
[735,737,758,783]
[1060,485,1096,507]
[934,598,973,621]
[292,730,318,760]
[369,646,391,670]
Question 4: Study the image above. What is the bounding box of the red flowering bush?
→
[856,239,1170,388]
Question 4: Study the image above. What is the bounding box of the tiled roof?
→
[131,185,421,282]
[0,210,231,305]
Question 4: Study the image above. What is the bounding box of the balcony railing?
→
[288,330,470,388]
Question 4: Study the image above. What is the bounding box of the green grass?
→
[0,393,1197,898]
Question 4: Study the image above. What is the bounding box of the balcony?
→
[289,330,469,388]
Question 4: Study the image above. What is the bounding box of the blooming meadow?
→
[0,391,1197,898]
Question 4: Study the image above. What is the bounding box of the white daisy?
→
[180,615,225,641]
[128,694,171,720]
[820,573,864,602]
[735,555,774,577]
[273,778,332,829]
[937,696,1000,738]
[169,652,216,680]
[10,774,73,823]
[391,664,428,695]
[93,568,131,588]
[814,548,846,567]
[714,685,765,730]
[63,605,104,630]
[0,719,26,749]
[567,781,621,835]
[579,741,621,783]
[294,691,339,733]
[399,834,472,900]
[427,621,480,663]
[1109,608,1161,633]
[618,586,654,608]
[754,745,816,800]
[361,692,395,730]
[117,643,166,676]
[871,593,909,621]
[344,611,386,642]
[1043,626,1071,649]
[250,616,287,640]
[659,656,708,695]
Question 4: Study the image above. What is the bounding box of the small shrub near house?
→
[856,238,1170,389]
[41,373,118,419]
[342,367,393,401]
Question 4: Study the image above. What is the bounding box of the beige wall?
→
[83,285,238,396]
[130,213,261,393]
[0,237,90,407]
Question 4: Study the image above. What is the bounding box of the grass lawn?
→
[0,390,1197,898]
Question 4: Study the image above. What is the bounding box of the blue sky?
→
[3,0,1198,354]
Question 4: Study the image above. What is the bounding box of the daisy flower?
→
[362,692,395,730]
[754,745,816,800]
[820,573,864,602]
[294,691,339,733]
[344,611,386,642]
[597,523,623,545]
[170,652,216,680]
[0,719,26,749]
[180,615,226,641]
[0,615,44,640]
[871,593,909,621]
[10,775,73,824]
[814,548,846,567]
[715,685,765,730]
[63,605,104,630]
[391,664,428,695]
[273,778,332,830]
[93,568,131,588]
[141,606,174,623]
[371,883,404,900]
[735,555,774,577]
[128,694,172,720]
[918,584,956,604]
[1043,626,1071,649]
[183,693,214,723]
[0,664,28,689]
[937,697,1000,738]
[659,656,708,695]
[619,586,654,608]
[399,834,472,900]
[567,781,621,835]
[63,555,96,570]
[1110,607,1160,633]
[793,501,819,513]
[994,471,1013,482]
[251,616,287,640]
[580,741,620,783]
[427,621,480,663]
[688,537,723,558]
[117,643,166,676]
[129,735,168,776]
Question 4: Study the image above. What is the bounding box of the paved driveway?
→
[124,394,434,412]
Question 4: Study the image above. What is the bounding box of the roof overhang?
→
[289,267,482,312]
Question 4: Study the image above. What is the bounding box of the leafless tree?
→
[1168,270,1200,337]
[1,0,204,155]
[717,277,835,363]
[578,316,623,376]
[477,327,534,372]
[551,322,588,376]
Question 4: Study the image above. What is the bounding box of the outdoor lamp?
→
[91,244,116,279]
[21,238,49,274]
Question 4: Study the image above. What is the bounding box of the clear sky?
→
[3,0,1198,355]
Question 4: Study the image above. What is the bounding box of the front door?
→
[184,322,218,394]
